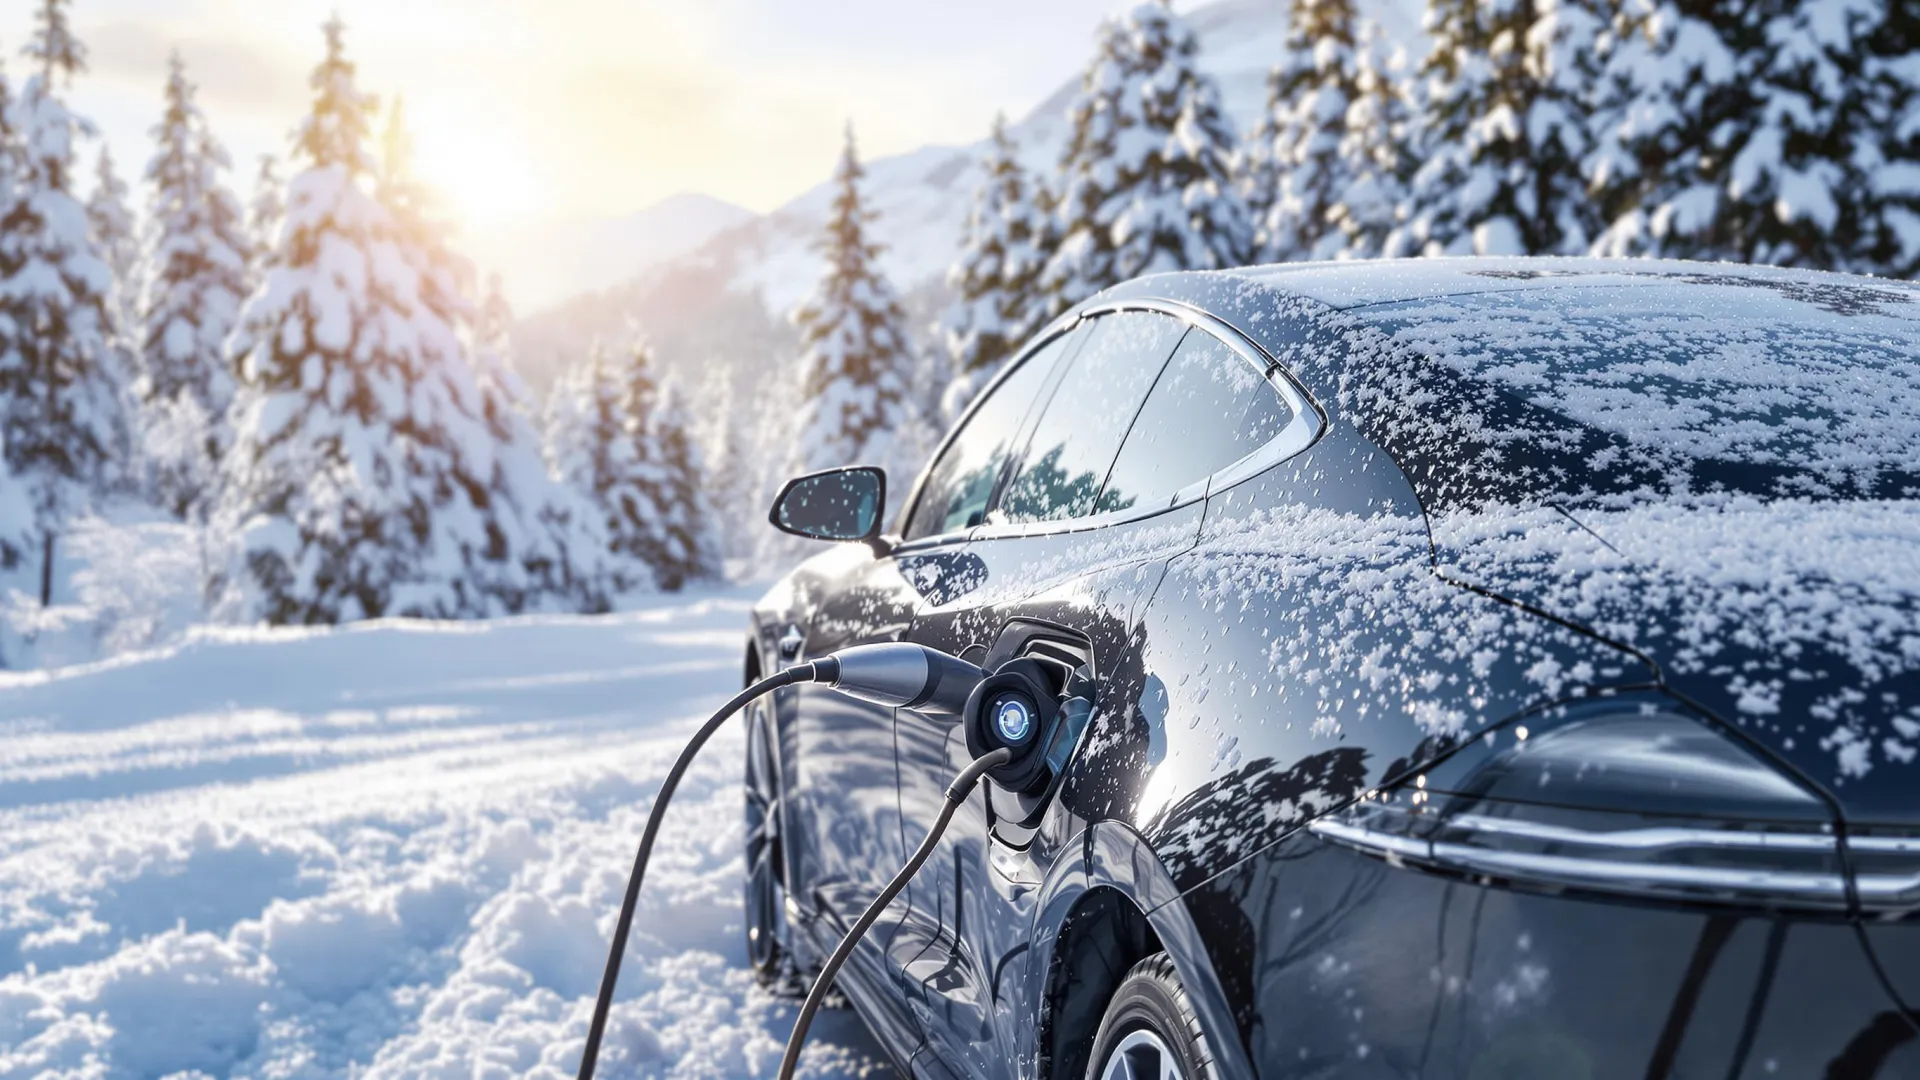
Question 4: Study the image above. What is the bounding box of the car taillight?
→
[1308,700,1919,914]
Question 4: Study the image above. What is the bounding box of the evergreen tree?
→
[548,335,714,594]
[1046,3,1252,315]
[1237,71,1285,251]
[0,0,125,605]
[684,360,758,563]
[643,379,720,591]
[1256,0,1365,261]
[375,97,611,616]
[1589,0,1883,268]
[139,50,250,517]
[471,272,612,612]
[218,16,461,623]
[1400,0,1608,255]
[1856,1,1920,276]
[84,143,143,492]
[939,115,1052,416]
[248,153,283,269]
[542,353,594,485]
[1329,24,1421,257]
[1044,18,1142,315]
[791,125,924,483]
[86,145,137,337]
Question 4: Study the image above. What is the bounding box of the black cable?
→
[576,665,815,1080]
[775,746,1014,1080]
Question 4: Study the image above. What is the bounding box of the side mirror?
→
[770,466,892,554]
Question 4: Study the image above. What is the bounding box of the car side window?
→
[1095,329,1295,514]
[903,330,1080,540]
[996,312,1187,524]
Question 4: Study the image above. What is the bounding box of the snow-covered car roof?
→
[1224,256,1920,311]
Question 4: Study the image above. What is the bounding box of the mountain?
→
[510,0,1425,395]
[470,192,756,314]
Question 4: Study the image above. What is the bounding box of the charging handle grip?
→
[813,642,985,717]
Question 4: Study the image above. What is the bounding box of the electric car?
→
[744,258,1920,1080]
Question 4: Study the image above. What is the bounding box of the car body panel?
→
[1134,420,1657,896]
[1186,830,1920,1079]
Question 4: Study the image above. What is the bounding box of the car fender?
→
[1022,818,1256,1080]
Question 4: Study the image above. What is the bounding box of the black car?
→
[744,258,1920,1080]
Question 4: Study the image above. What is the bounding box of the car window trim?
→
[968,297,1325,541]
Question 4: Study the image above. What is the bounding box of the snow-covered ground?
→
[0,589,894,1079]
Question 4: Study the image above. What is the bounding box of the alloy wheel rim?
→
[1099,1029,1184,1080]
[743,698,783,973]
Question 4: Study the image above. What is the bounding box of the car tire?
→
[1085,953,1216,1080]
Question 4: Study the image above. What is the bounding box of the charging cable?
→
[575,642,991,1080]
[773,745,1011,1080]
[575,664,815,1080]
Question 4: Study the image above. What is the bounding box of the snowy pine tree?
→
[139,51,250,516]
[218,16,466,623]
[684,360,759,564]
[1044,18,1142,315]
[1589,0,1887,268]
[542,353,594,487]
[1855,1,1920,276]
[83,142,143,491]
[939,115,1052,416]
[86,145,137,337]
[470,272,613,612]
[643,379,720,591]
[248,154,283,269]
[1046,3,1253,315]
[1329,24,1421,257]
[1237,71,1285,250]
[549,334,713,594]
[1400,0,1609,255]
[1255,0,1365,261]
[376,97,612,616]
[0,0,125,605]
[791,125,925,483]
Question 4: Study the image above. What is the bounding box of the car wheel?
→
[743,685,790,986]
[1086,953,1215,1080]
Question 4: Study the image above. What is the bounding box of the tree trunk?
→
[39,531,54,607]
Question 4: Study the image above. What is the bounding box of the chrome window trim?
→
[967,297,1327,542]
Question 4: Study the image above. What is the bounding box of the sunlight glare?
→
[410,124,539,225]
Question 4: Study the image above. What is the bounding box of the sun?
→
[409,125,539,226]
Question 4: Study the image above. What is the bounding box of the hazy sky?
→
[42,0,1153,227]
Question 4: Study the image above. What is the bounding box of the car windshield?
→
[1357,275,1920,502]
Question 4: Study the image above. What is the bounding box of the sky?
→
[46,0,1158,229]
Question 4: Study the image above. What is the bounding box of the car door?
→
[894,307,1306,1080]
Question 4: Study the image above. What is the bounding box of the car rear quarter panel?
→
[1186,829,1920,1079]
